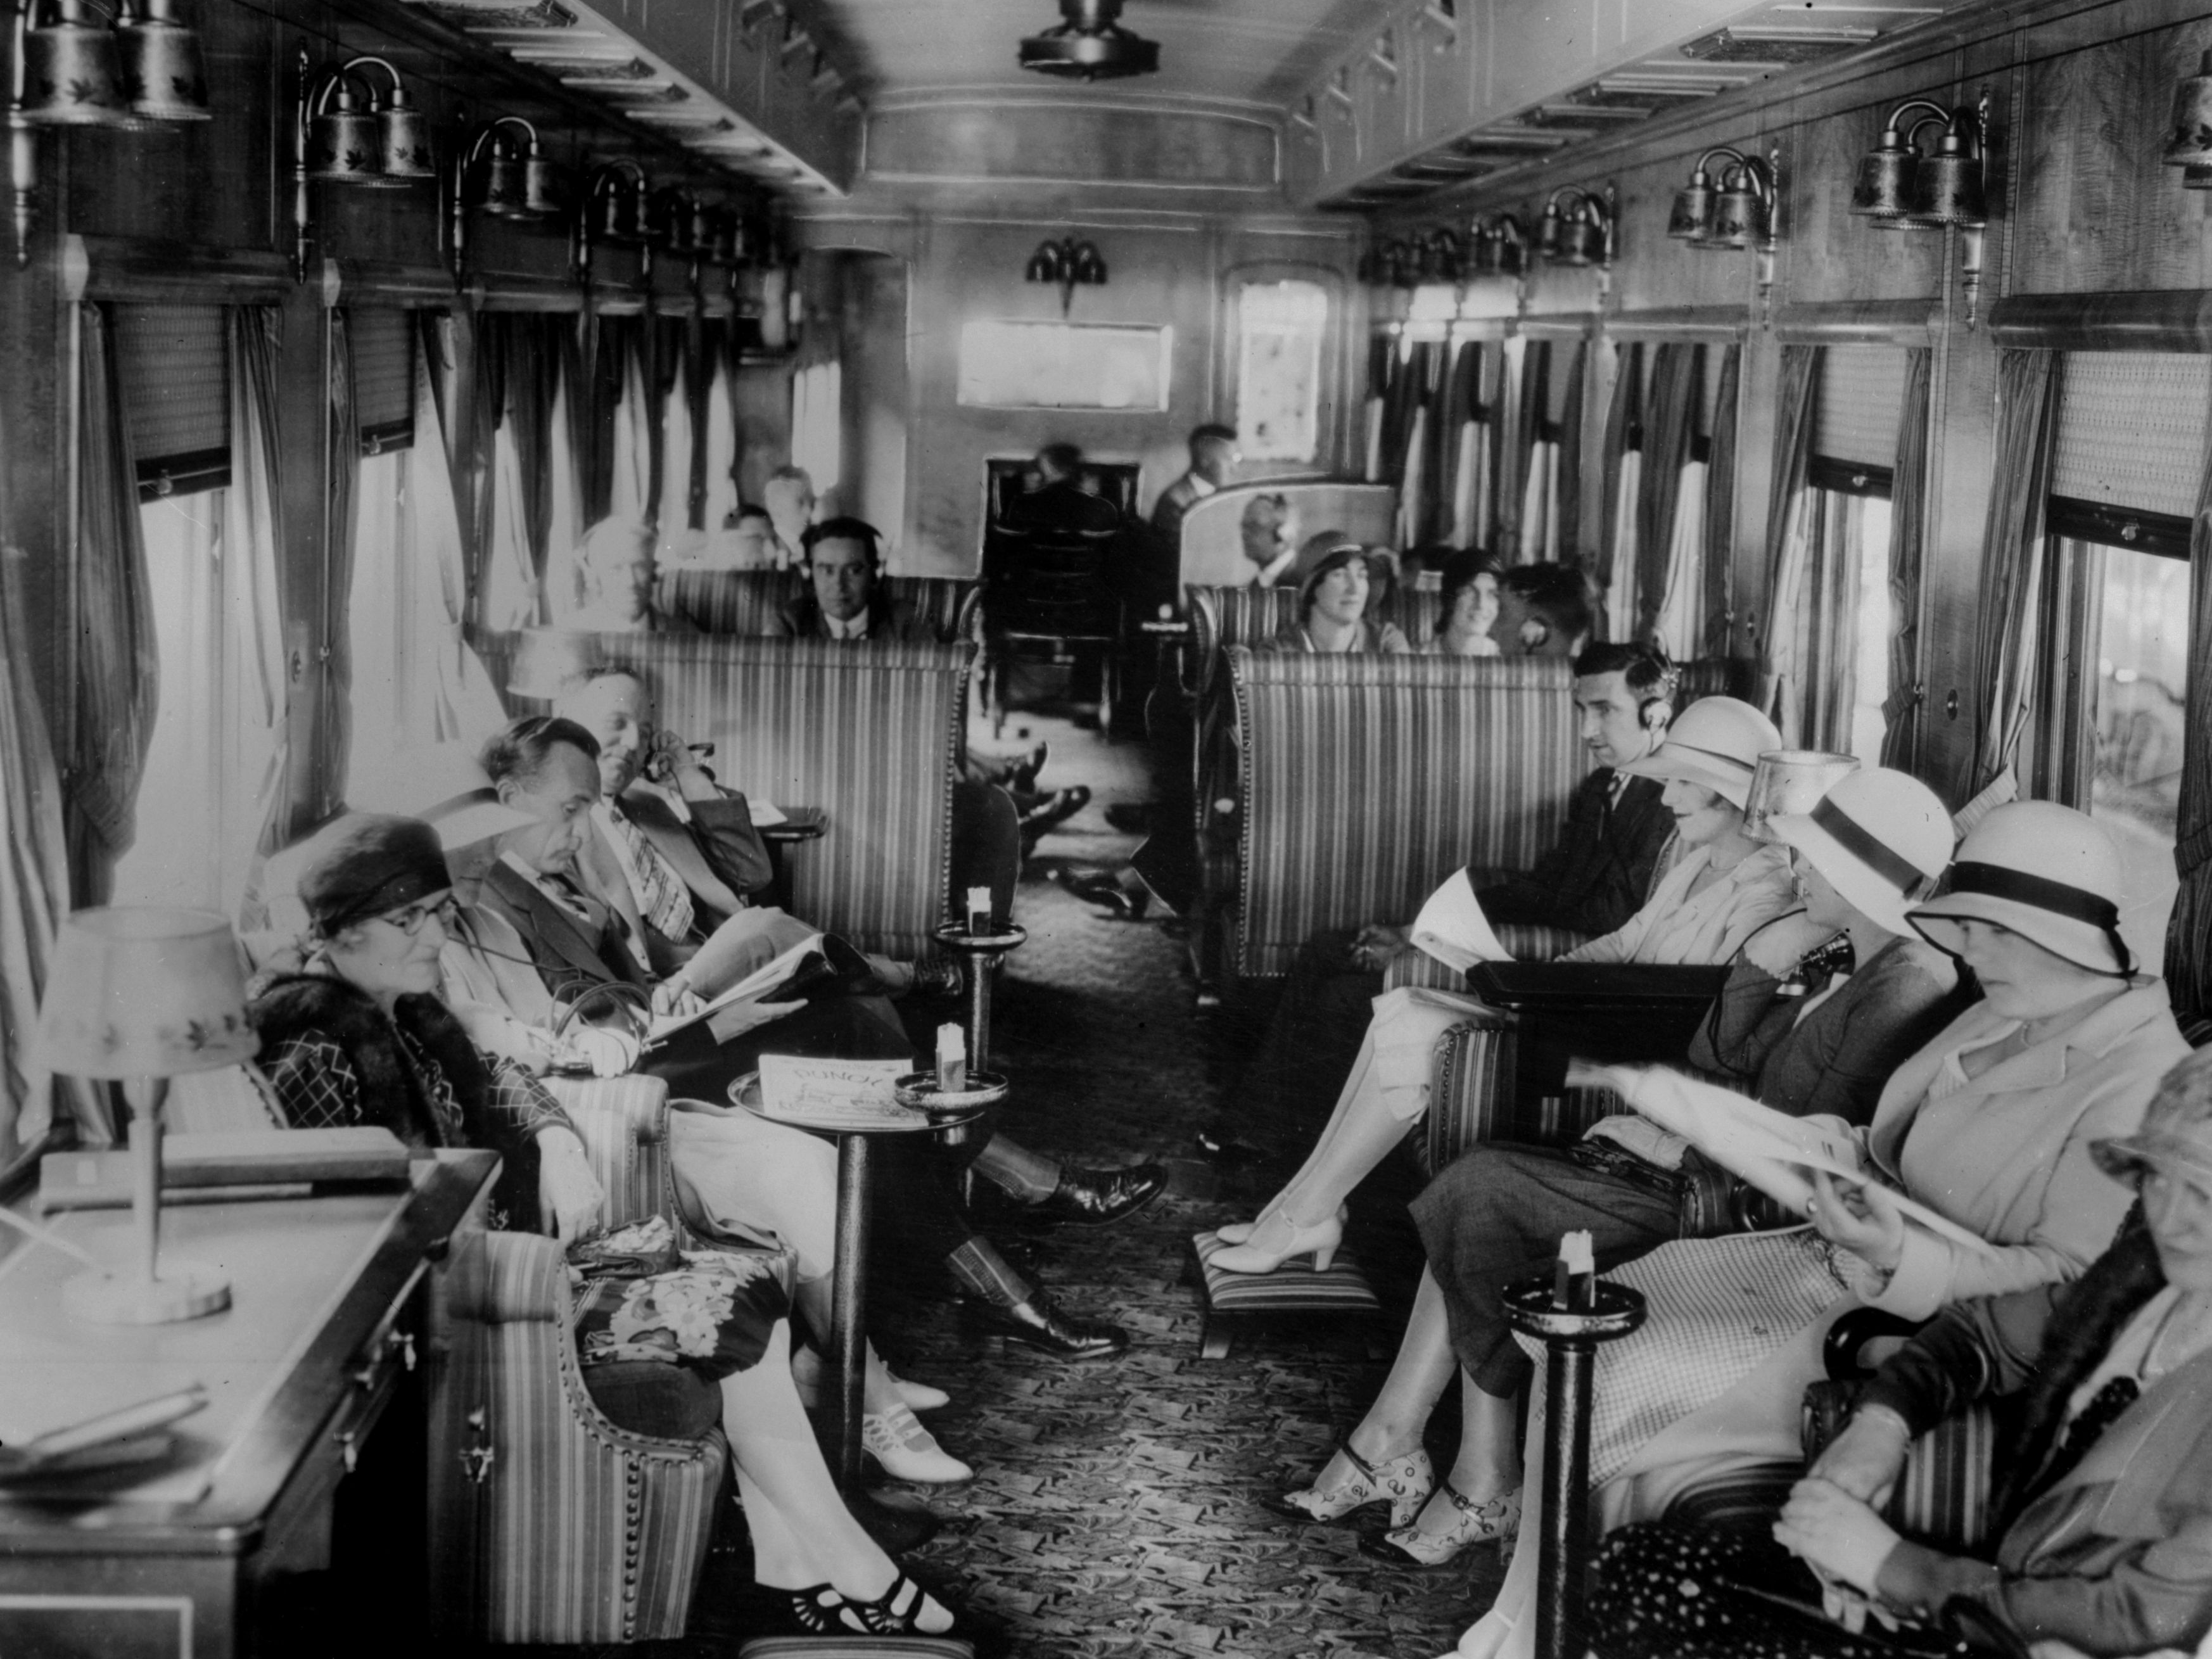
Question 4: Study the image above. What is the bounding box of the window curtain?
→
[1964,349,2062,803]
[1517,343,1556,564]
[232,309,294,858]
[1362,333,1391,483]
[1489,338,1525,559]
[1599,341,1642,640]
[1442,340,1480,549]
[1757,344,1822,743]
[1556,340,1587,564]
[702,319,740,534]
[65,303,158,905]
[1393,340,1444,549]
[1654,435,1707,658]
[1632,343,1700,644]
[2164,364,2212,1027]
[647,313,684,528]
[317,310,357,834]
[414,317,510,740]
[1879,348,1934,770]
[1,544,113,1154]
[609,324,652,528]
[1701,345,1741,655]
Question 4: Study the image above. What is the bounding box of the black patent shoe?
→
[765,1571,962,1638]
[963,1290,1129,1359]
[1031,1162,1167,1228]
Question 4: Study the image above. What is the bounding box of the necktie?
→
[603,804,694,943]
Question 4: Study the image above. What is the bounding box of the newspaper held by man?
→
[1408,867,1515,973]
[1567,1060,1997,1255]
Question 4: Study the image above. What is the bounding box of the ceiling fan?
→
[1018,0,1160,82]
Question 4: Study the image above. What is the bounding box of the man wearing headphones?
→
[1202,639,1682,1162]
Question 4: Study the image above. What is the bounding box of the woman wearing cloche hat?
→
[1448,798,2192,1659]
[1263,531,1413,656]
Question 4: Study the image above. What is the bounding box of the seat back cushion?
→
[1227,649,1581,977]
[661,569,802,635]
[476,631,969,960]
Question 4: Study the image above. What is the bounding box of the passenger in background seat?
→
[775,517,931,643]
[1425,552,1501,658]
[1152,422,1240,547]
[1208,696,1798,1277]
[1263,533,1411,655]
[571,518,698,634]
[1200,637,1681,1164]
[1238,492,1299,586]
[1491,561,1594,658]
[763,464,816,569]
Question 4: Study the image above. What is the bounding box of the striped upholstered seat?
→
[477,631,970,961]
[429,1076,739,1644]
[1221,649,1582,979]
[1186,1229,1382,1360]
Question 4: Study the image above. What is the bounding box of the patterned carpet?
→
[851,720,1508,1658]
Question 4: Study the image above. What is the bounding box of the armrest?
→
[541,1074,682,1231]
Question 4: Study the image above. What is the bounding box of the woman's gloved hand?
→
[1775,1475,1902,1596]
[537,1128,606,1243]
[1808,1404,1911,1509]
[1808,1168,1907,1274]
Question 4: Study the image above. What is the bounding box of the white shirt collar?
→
[1188,472,1218,500]
[825,606,870,640]
[499,850,590,917]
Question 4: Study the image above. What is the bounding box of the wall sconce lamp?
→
[1025,234,1107,314]
[1416,226,1463,283]
[1667,145,1779,315]
[1535,184,1615,270]
[1848,96,1988,327]
[2163,54,2212,193]
[292,48,433,281]
[449,115,564,279]
[1356,239,1416,290]
[572,157,648,284]
[1468,212,1527,278]
[9,0,210,266]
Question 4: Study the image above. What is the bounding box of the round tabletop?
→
[725,1073,987,1140]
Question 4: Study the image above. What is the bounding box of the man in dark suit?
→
[1149,423,1240,549]
[773,517,934,644]
[1204,639,1682,1160]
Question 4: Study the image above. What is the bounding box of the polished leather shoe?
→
[1032,1162,1167,1228]
[1019,785,1091,837]
[964,1290,1129,1359]
[1104,801,1152,833]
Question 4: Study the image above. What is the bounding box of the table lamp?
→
[35,907,260,1324]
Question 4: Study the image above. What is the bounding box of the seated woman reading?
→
[1262,533,1412,656]
[1209,694,1801,1277]
[1278,768,1960,1567]
[1454,801,2189,1659]
[248,813,963,1637]
[1589,1045,2212,1658]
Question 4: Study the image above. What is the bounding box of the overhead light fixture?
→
[1848,96,1988,327]
[572,158,649,284]
[1667,144,1780,317]
[1019,0,1159,82]
[1025,233,1107,313]
[1535,184,1615,271]
[1469,212,1527,277]
[8,0,210,266]
[1416,227,1463,284]
[450,116,564,280]
[291,49,433,281]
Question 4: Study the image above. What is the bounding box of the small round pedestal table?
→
[1503,1278,1648,1659]
[931,921,1027,1071]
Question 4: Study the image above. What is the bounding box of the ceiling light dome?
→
[1019,0,1160,82]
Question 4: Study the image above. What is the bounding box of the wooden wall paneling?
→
[1781,97,1947,305]
[1606,146,1758,316]
[0,227,67,741]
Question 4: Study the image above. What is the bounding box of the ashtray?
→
[893,1070,1010,1112]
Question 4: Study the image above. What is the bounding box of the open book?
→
[1410,868,1515,973]
[646,934,824,1043]
[1569,1061,1997,1256]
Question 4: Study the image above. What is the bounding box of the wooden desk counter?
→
[0,1150,497,1659]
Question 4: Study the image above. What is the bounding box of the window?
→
[792,358,842,494]
[111,491,277,914]
[1235,280,1328,464]
[2033,350,2206,972]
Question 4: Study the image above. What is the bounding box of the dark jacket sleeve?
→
[685,793,776,901]
[772,596,813,639]
[1684,958,1802,1088]
[1857,1287,2053,1436]
[1478,773,1665,935]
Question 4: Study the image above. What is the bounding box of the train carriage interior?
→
[10,1,2212,1656]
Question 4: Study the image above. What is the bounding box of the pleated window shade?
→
[113,303,229,497]
[351,307,416,452]
[1812,345,1907,469]
[2052,353,2211,521]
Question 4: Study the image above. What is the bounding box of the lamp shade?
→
[18,0,136,127]
[471,146,528,218]
[1850,127,1918,217]
[507,627,600,700]
[2167,50,2212,167]
[1708,174,1764,250]
[374,84,435,183]
[1913,123,1985,224]
[1069,241,1106,284]
[1743,750,1860,844]
[1024,242,1061,283]
[1666,177,1714,241]
[116,0,212,123]
[308,79,382,182]
[1557,216,1606,267]
[37,908,258,1080]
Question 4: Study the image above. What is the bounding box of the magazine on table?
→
[1568,1061,1998,1255]
[754,1055,924,1130]
[1409,868,1514,972]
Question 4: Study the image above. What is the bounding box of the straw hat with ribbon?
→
[1767,766,1954,938]
[1620,696,1781,810]
[1905,800,2135,977]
